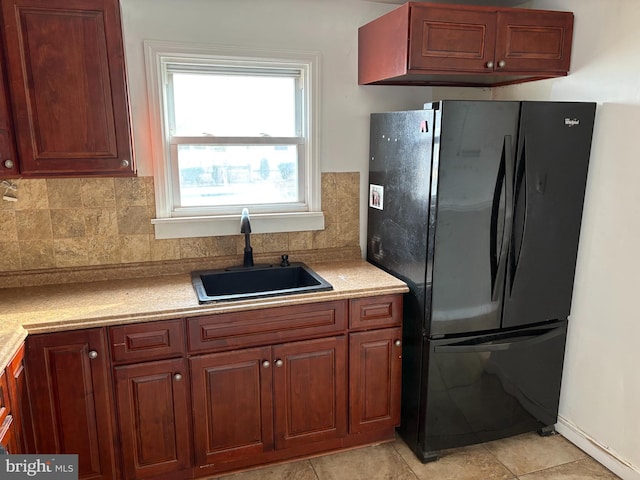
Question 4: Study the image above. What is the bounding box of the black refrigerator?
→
[366,100,596,462]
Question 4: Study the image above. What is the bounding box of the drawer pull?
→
[88,350,98,359]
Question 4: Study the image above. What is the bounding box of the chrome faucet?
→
[240,208,254,267]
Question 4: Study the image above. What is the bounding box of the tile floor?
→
[214,432,621,480]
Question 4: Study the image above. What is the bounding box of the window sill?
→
[152,211,325,239]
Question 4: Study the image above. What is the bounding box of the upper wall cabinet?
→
[0,0,134,177]
[0,44,18,176]
[358,2,574,87]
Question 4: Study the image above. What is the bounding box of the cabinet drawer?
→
[188,300,348,354]
[349,294,402,331]
[110,319,185,364]
[0,370,8,427]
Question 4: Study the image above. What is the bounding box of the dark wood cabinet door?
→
[349,328,402,435]
[114,358,192,480]
[190,347,274,467]
[26,329,117,480]
[7,343,35,454]
[0,44,18,177]
[0,415,19,454]
[0,369,8,429]
[409,5,497,73]
[273,336,347,450]
[0,0,133,176]
[495,10,573,73]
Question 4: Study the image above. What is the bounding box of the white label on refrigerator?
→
[369,184,384,210]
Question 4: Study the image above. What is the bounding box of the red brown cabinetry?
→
[6,344,34,453]
[359,2,573,87]
[190,336,347,471]
[349,295,402,435]
[0,367,19,454]
[0,0,134,177]
[24,293,403,480]
[114,359,192,480]
[110,319,190,480]
[0,44,18,176]
[188,301,349,477]
[26,329,118,480]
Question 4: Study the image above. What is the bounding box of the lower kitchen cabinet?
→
[6,344,34,453]
[272,336,347,449]
[26,329,118,480]
[190,346,274,466]
[0,368,19,453]
[114,358,192,480]
[0,415,18,454]
[349,327,402,434]
[190,336,347,472]
[21,294,402,479]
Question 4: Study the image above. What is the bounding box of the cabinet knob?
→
[173,373,183,381]
[3,159,14,169]
[275,359,284,368]
[394,340,402,347]
[120,159,130,168]
[88,350,98,359]
[486,61,494,69]
[262,360,271,368]
[498,60,506,68]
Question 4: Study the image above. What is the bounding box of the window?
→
[145,41,323,238]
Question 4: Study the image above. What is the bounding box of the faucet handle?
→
[280,254,290,267]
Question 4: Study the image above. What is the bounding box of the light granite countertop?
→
[0,260,408,370]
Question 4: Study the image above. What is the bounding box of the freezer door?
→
[430,101,520,336]
[415,321,567,459]
[502,102,596,329]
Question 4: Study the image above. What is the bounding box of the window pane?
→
[177,144,299,207]
[171,73,298,137]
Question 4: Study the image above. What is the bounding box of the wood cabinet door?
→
[272,336,347,450]
[0,0,134,176]
[495,10,573,73]
[409,5,496,73]
[0,369,8,429]
[114,358,192,480]
[26,329,117,480]
[7,343,35,454]
[0,44,18,177]
[190,347,273,467]
[0,415,19,454]
[349,328,402,435]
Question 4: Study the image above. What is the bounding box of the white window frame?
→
[144,40,323,239]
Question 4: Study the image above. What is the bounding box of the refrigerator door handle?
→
[490,135,514,302]
[509,137,529,294]
[433,326,565,353]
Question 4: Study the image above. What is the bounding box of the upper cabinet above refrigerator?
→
[358,2,574,87]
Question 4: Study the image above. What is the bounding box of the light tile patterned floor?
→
[212,432,621,480]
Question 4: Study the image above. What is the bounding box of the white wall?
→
[494,1,640,477]
[119,0,489,251]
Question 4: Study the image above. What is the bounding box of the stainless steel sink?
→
[191,262,333,303]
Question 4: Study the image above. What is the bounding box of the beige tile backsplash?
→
[0,173,360,273]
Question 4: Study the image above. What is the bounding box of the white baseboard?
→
[556,416,640,480]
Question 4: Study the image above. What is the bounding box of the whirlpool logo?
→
[564,118,580,127]
[1,455,77,479]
